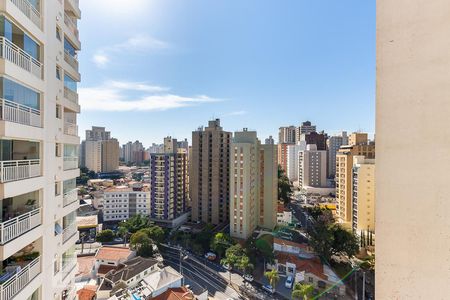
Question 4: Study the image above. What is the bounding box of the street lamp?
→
[179,249,188,286]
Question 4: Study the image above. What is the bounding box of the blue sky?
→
[78,0,375,146]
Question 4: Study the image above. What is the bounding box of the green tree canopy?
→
[278,165,293,204]
[292,283,314,300]
[96,229,115,242]
[210,233,234,258]
[119,214,152,233]
[264,269,280,291]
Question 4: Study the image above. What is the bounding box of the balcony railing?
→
[63,86,78,105]
[64,12,79,39]
[64,50,78,71]
[0,256,40,300]
[62,223,77,243]
[9,0,41,28]
[0,99,41,128]
[61,258,76,280]
[63,122,78,136]
[63,188,78,207]
[0,37,42,79]
[0,159,41,183]
[0,208,41,244]
[63,157,78,171]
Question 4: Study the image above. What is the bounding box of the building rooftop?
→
[76,256,96,278]
[77,285,97,300]
[275,252,327,281]
[95,246,134,261]
[152,286,194,300]
[273,237,309,250]
[142,265,183,292]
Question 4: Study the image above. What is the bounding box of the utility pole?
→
[354,269,358,300]
[362,271,366,300]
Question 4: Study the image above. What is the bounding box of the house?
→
[94,246,136,277]
[97,256,160,299]
[270,252,345,296]
[77,285,97,300]
[273,237,312,256]
[151,287,195,300]
[276,203,292,225]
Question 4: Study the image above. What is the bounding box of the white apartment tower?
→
[286,141,306,182]
[0,0,81,299]
[278,126,296,144]
[230,129,277,239]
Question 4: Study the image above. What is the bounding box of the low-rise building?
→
[94,246,136,277]
[103,186,151,221]
[276,204,293,226]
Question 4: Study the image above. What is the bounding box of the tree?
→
[278,165,293,204]
[141,226,165,244]
[236,255,254,274]
[119,215,151,233]
[264,269,280,291]
[130,230,154,257]
[331,225,359,258]
[292,283,314,300]
[210,233,233,258]
[96,229,115,243]
[255,238,275,263]
[193,224,214,253]
[117,226,129,247]
[221,244,245,283]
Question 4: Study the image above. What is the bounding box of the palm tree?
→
[292,283,314,300]
[264,269,280,292]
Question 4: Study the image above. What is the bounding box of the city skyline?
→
[78,0,375,146]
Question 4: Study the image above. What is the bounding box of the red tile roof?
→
[95,246,133,261]
[97,264,118,275]
[151,287,195,300]
[273,237,310,250]
[275,252,327,280]
[77,286,97,300]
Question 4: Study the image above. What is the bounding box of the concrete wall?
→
[376,0,450,298]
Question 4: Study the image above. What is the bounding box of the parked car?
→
[243,274,254,282]
[285,275,294,289]
[262,284,275,294]
[222,263,231,270]
[204,252,217,261]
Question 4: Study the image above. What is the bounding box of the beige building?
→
[0,0,82,299]
[101,139,119,172]
[351,156,375,234]
[83,126,119,173]
[230,129,277,239]
[190,119,231,225]
[278,126,296,144]
[348,132,368,146]
[376,1,450,297]
[298,144,327,189]
[335,143,374,225]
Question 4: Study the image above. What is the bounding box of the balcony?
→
[63,189,77,207]
[0,160,40,183]
[62,223,77,244]
[61,257,76,280]
[64,50,78,72]
[63,157,78,171]
[64,12,79,40]
[9,0,41,29]
[63,122,78,136]
[0,99,41,128]
[0,37,42,79]
[0,255,40,300]
[63,86,78,105]
[64,0,81,18]
[0,208,40,245]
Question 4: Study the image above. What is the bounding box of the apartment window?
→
[56,66,61,80]
[55,143,62,157]
[64,73,77,91]
[56,104,62,119]
[56,26,62,41]
[55,181,61,196]
[0,77,40,109]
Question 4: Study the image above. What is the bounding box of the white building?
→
[103,186,151,221]
[298,145,327,189]
[0,0,81,299]
[286,141,306,182]
[277,204,293,226]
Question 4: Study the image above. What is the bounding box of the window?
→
[55,143,61,157]
[55,181,61,196]
[56,104,62,119]
[56,66,61,80]
[0,77,40,109]
[56,26,62,41]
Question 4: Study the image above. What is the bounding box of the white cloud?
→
[91,34,169,68]
[79,81,221,112]
[92,52,109,68]
[225,110,247,116]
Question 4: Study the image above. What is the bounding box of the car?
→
[285,275,294,289]
[222,263,231,270]
[243,274,253,282]
[204,252,216,261]
[262,284,275,294]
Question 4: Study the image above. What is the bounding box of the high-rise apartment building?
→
[0,0,81,299]
[278,126,296,144]
[351,156,375,234]
[299,131,327,151]
[150,137,189,228]
[286,141,306,182]
[123,140,145,165]
[277,143,290,172]
[82,126,119,173]
[326,131,348,178]
[348,132,368,146]
[190,119,231,225]
[265,136,275,145]
[335,143,375,226]
[295,121,316,142]
[230,129,277,239]
[298,144,327,188]
[376,1,450,297]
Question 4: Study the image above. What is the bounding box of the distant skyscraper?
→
[123,140,145,165]
[349,132,368,146]
[190,119,231,225]
[286,141,307,182]
[150,137,189,227]
[298,144,327,188]
[265,136,275,145]
[277,143,290,172]
[82,126,119,172]
[300,131,328,151]
[278,126,296,144]
[296,121,317,141]
[327,131,348,177]
[230,129,277,239]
